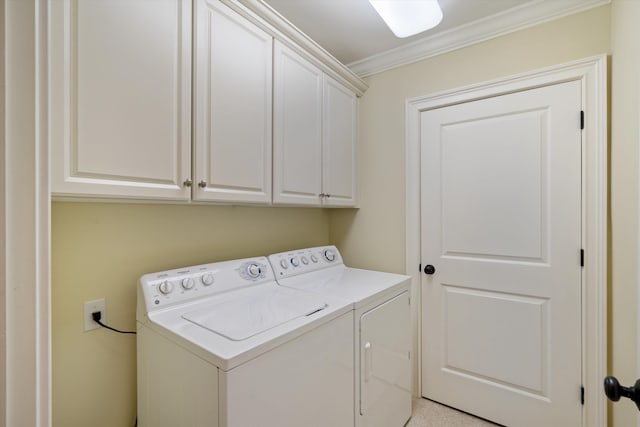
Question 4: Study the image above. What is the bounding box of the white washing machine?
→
[136,255,354,427]
[268,246,412,427]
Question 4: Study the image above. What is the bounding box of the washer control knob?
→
[280,259,289,269]
[301,256,309,265]
[158,280,174,295]
[181,277,195,290]
[310,254,318,263]
[246,263,262,279]
[291,257,300,267]
[323,249,336,262]
[201,273,214,286]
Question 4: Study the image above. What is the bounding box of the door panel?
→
[273,41,323,206]
[193,0,272,203]
[50,0,192,200]
[421,81,582,427]
[443,286,548,395]
[323,75,357,207]
[441,109,546,260]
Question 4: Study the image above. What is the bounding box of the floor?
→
[407,399,501,427]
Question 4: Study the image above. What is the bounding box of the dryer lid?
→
[182,288,328,341]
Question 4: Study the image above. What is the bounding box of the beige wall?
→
[52,3,640,427]
[329,3,638,426]
[330,5,612,273]
[610,0,640,425]
[52,202,329,426]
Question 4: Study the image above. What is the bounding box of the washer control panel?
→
[268,246,343,279]
[139,257,271,312]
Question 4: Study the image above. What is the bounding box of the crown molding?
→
[234,0,369,96]
[348,0,610,77]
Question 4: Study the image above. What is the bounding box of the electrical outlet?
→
[84,298,106,332]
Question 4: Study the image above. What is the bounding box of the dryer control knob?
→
[301,256,309,265]
[158,280,174,295]
[323,249,336,262]
[246,263,262,279]
[280,259,289,269]
[310,254,318,263]
[181,277,195,290]
[201,273,214,286]
[291,257,300,267]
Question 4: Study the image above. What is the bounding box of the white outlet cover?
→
[84,298,106,332]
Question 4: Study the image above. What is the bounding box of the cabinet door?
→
[323,76,358,207]
[273,41,323,206]
[360,291,411,427]
[50,0,192,200]
[193,0,272,204]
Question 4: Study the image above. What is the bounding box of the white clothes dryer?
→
[137,256,354,427]
[268,246,412,427]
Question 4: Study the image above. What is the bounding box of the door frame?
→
[405,55,607,427]
[2,0,51,425]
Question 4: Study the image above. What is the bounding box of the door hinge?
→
[581,386,585,405]
[580,249,584,267]
[580,110,585,130]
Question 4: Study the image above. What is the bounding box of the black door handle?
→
[604,376,640,410]
[424,264,435,275]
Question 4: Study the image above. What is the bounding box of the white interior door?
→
[421,80,583,426]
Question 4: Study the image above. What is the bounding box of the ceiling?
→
[261,0,608,75]
[263,0,536,65]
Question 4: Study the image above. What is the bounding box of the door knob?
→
[604,376,640,410]
[424,264,436,275]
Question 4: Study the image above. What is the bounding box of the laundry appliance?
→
[268,246,412,427]
[136,255,354,427]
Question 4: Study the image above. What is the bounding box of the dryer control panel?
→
[139,257,272,312]
[268,246,343,279]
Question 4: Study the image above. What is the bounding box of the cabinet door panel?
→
[273,42,323,206]
[194,0,272,203]
[323,76,357,207]
[50,0,191,200]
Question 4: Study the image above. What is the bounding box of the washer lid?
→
[182,287,328,341]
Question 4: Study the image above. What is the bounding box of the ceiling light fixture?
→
[369,0,443,38]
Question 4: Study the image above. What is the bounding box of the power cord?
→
[92,311,137,335]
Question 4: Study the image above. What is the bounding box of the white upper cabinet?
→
[50,0,365,205]
[323,75,357,207]
[193,0,273,204]
[50,0,192,200]
[273,42,358,207]
[273,42,323,206]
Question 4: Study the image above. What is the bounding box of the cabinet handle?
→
[325,194,331,198]
[319,193,326,198]
[364,341,372,382]
[183,178,193,187]
[198,180,207,188]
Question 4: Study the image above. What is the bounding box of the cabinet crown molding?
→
[232,0,369,96]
